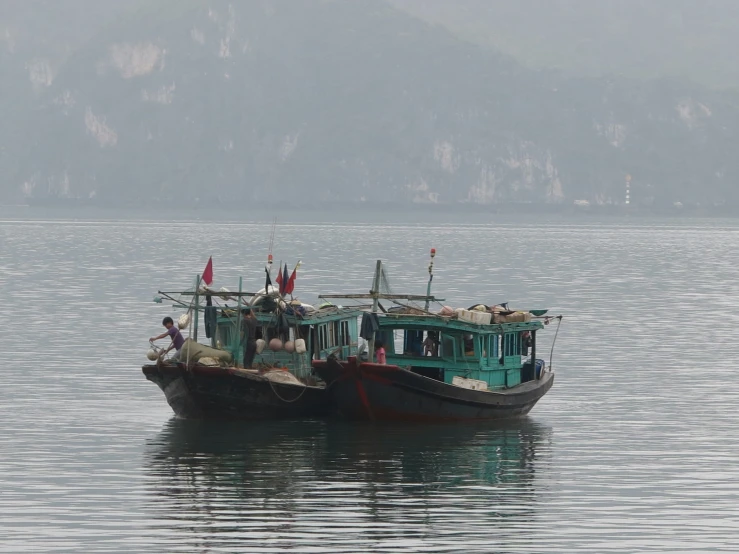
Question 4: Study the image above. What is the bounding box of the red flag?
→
[285,266,297,295]
[275,265,283,291]
[202,256,213,286]
[281,264,289,295]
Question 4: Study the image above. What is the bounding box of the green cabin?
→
[373,313,544,389]
[207,304,361,379]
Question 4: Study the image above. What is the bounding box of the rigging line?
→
[548,316,563,372]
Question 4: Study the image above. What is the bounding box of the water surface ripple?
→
[1,216,738,552]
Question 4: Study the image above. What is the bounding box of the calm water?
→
[1,212,738,552]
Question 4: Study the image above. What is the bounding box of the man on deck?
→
[150,317,185,361]
[242,307,258,368]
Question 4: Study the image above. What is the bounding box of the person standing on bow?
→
[150,317,185,361]
[242,307,258,368]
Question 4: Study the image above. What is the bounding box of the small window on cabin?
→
[340,321,350,346]
[218,326,232,347]
[488,335,499,359]
[318,324,327,351]
[503,333,520,357]
[332,322,340,347]
[393,329,403,354]
[404,330,424,356]
[463,334,475,356]
[439,333,456,359]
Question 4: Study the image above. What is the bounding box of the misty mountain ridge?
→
[2,0,739,210]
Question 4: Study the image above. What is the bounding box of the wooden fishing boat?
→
[313,253,562,422]
[142,264,362,420]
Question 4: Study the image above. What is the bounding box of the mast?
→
[368,259,382,362]
[193,274,201,341]
[424,248,436,312]
[267,217,276,281]
[235,276,243,366]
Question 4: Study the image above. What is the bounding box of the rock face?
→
[2,0,739,209]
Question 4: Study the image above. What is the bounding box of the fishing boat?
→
[313,251,562,422]
[142,260,362,420]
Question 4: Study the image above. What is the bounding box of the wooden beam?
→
[158,291,258,297]
[319,293,444,301]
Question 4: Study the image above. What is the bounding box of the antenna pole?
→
[425,248,436,312]
[368,260,382,362]
[267,217,276,276]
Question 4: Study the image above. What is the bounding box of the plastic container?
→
[295,338,307,354]
[452,376,488,391]
[255,339,266,354]
[457,308,491,324]
[470,311,492,325]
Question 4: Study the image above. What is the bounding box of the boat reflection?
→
[142,418,553,551]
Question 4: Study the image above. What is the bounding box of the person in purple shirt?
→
[150,317,186,360]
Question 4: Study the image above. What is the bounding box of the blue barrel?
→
[535,359,545,379]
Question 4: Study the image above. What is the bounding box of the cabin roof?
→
[217,306,363,326]
[377,313,544,334]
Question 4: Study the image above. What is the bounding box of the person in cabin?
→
[423,331,439,357]
[521,331,532,356]
[242,307,258,368]
[150,317,185,361]
[463,334,475,356]
[375,340,387,365]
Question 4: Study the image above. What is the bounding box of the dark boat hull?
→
[142,364,331,420]
[313,357,554,422]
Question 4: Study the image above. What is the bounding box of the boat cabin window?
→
[485,335,499,360]
[404,330,424,356]
[317,320,352,351]
[503,333,520,357]
[386,330,442,358]
[340,320,351,346]
[439,333,458,360]
[217,324,233,348]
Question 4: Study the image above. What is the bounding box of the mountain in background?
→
[390,0,739,89]
[2,0,739,210]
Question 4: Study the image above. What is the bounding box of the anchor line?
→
[266,374,309,403]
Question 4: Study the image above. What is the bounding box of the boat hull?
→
[313,357,554,422]
[142,364,331,420]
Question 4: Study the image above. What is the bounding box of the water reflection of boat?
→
[142,418,552,545]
